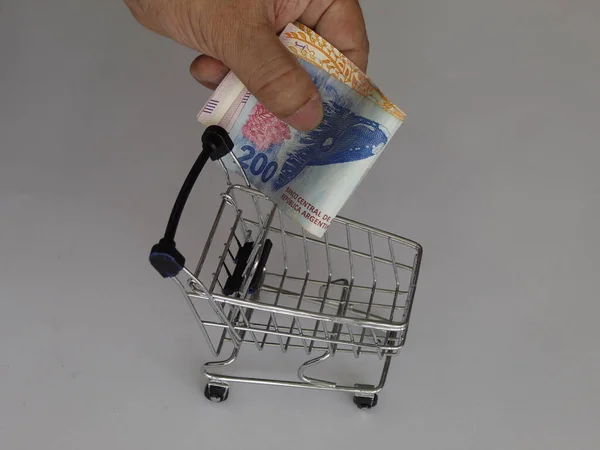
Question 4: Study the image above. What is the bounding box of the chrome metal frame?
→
[170,152,422,403]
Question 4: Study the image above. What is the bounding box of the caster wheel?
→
[204,384,229,403]
[353,393,378,409]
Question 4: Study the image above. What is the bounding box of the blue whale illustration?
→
[272,100,389,191]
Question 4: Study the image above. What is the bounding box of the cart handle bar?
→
[149,125,234,278]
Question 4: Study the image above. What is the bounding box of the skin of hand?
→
[123,0,369,131]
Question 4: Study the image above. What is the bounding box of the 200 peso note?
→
[198,23,405,237]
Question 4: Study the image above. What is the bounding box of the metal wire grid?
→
[171,153,422,362]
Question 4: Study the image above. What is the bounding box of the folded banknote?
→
[198,23,405,237]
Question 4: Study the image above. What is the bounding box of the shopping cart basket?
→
[149,126,423,409]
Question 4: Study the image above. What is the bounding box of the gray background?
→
[1,0,599,449]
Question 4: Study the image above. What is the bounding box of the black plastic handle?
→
[149,126,234,278]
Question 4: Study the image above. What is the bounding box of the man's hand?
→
[124,0,369,131]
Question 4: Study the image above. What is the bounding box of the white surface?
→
[1,1,599,449]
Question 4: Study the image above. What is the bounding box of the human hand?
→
[124,0,369,130]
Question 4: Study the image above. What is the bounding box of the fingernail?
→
[283,95,324,131]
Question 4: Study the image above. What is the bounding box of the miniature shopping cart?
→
[149,126,422,409]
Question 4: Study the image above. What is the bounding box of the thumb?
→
[221,25,323,131]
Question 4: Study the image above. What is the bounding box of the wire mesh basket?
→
[150,126,422,409]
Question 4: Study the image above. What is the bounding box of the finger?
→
[220,24,323,131]
[190,55,230,90]
[300,0,370,72]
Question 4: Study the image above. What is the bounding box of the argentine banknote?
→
[198,23,405,237]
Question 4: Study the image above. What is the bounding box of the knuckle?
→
[123,0,143,18]
[123,0,151,18]
[123,0,160,29]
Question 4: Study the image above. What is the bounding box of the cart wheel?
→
[353,393,378,409]
[204,383,229,403]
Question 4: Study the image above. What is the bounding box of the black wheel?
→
[204,384,229,403]
[353,393,378,409]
